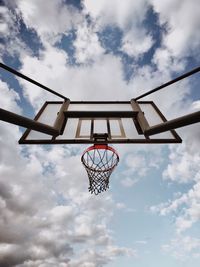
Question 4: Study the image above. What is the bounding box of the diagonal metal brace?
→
[0,108,59,136]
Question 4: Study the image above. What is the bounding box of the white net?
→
[81,145,119,195]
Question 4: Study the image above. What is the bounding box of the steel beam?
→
[145,111,200,136]
[0,108,59,136]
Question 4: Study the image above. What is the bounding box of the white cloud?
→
[121,177,138,187]
[151,0,200,69]
[68,245,136,267]
[162,235,200,260]
[16,0,83,44]
[163,145,200,184]
[0,6,18,38]
[83,0,149,30]
[84,0,153,59]
[153,48,186,73]
[121,29,153,59]
[151,143,200,234]
[120,146,164,183]
[192,100,200,110]
[0,5,31,60]
[125,154,148,176]
[74,21,105,64]
[175,217,194,234]
[0,80,21,113]
[115,202,136,213]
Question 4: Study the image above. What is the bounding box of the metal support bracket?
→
[0,108,59,136]
[145,110,200,136]
[53,99,70,134]
[131,99,150,133]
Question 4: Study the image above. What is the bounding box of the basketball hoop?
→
[81,144,119,195]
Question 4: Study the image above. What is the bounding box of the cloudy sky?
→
[0,0,200,266]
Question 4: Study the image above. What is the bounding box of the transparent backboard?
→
[19,101,181,144]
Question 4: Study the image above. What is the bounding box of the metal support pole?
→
[0,108,59,136]
[135,66,200,100]
[145,111,200,136]
[0,62,68,100]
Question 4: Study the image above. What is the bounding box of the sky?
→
[0,0,200,266]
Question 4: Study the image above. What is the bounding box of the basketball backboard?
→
[19,100,181,144]
[1,61,199,146]
[1,62,200,194]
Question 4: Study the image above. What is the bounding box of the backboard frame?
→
[1,62,199,145]
[18,100,182,144]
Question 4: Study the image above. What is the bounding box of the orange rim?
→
[82,144,119,160]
